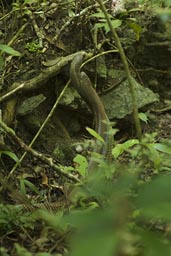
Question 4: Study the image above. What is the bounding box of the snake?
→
[70,52,113,169]
[9,53,113,214]
[15,201,67,213]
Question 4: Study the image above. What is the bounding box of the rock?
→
[101,77,159,119]
[17,94,46,116]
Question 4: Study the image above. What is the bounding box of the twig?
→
[55,4,96,41]
[56,0,108,41]
[9,80,70,175]
[0,52,86,104]
[0,120,80,183]
[7,23,28,46]
[29,11,44,47]
[0,83,25,102]
[96,0,142,140]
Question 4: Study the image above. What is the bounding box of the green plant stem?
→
[0,118,79,183]
[96,0,142,140]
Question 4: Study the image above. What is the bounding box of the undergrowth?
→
[1,133,171,255]
[1,0,171,255]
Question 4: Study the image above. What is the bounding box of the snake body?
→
[70,52,113,168]
[12,53,113,214]
[17,201,67,213]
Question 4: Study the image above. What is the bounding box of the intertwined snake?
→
[70,52,113,169]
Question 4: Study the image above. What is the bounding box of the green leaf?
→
[90,11,106,18]
[14,243,33,256]
[136,175,171,220]
[112,144,124,158]
[94,22,107,30]
[112,139,139,158]
[104,19,122,33]
[153,143,171,154]
[146,143,161,168]
[86,127,104,143]
[20,179,26,195]
[128,8,142,13]
[37,210,67,231]
[68,9,75,17]
[24,0,36,4]
[123,139,139,149]
[138,112,148,123]
[64,166,75,172]
[73,154,88,177]
[0,44,21,56]
[0,150,19,163]
[20,179,39,194]
[129,22,142,41]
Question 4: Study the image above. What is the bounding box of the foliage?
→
[12,0,40,15]
[90,11,122,33]
[0,204,35,235]
[0,44,21,71]
[0,44,21,57]
[19,178,40,195]
[0,150,20,163]
[1,133,170,255]
[1,0,171,255]
[73,154,88,177]
[38,148,171,256]
[113,133,171,173]
[25,41,42,53]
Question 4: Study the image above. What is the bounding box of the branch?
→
[96,0,142,140]
[0,119,80,183]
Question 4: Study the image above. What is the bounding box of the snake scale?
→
[17,201,67,213]
[70,52,113,169]
[13,52,113,213]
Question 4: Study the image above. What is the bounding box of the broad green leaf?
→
[73,154,88,177]
[86,127,104,143]
[90,12,113,19]
[146,143,162,169]
[68,9,75,17]
[123,139,139,149]
[104,19,122,33]
[20,178,39,194]
[0,150,19,163]
[90,11,105,18]
[0,44,21,56]
[94,23,106,30]
[153,143,171,154]
[112,144,124,158]
[138,112,148,123]
[112,139,139,158]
